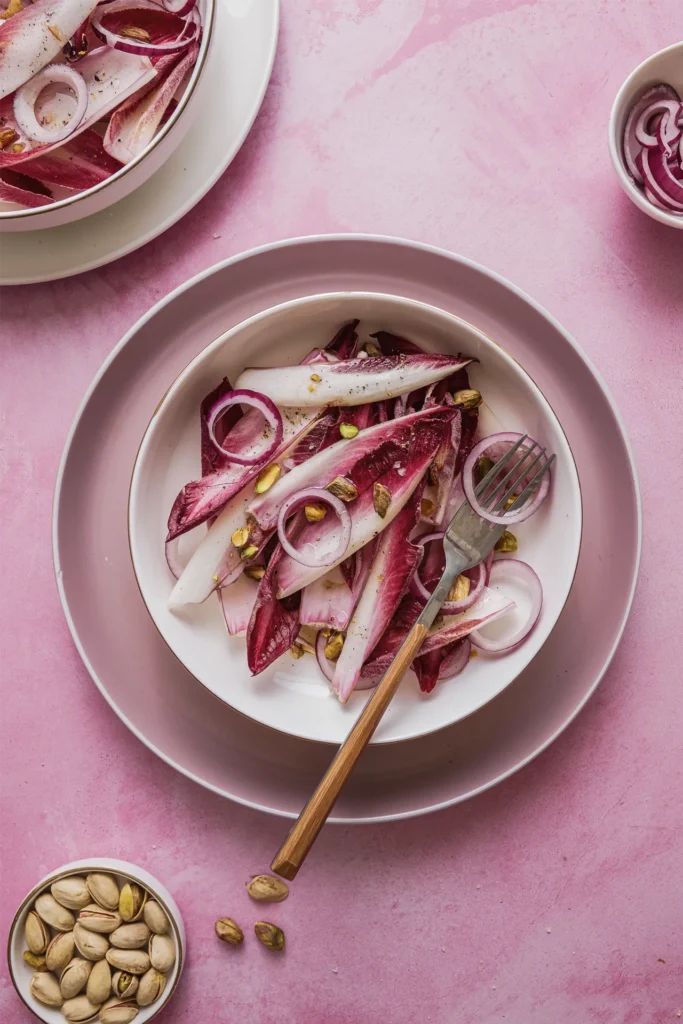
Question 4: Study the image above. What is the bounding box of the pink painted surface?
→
[1,2,681,1022]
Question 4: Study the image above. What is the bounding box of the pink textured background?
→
[1,2,682,1021]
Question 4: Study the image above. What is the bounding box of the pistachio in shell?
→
[51,876,91,911]
[23,950,48,971]
[30,970,64,1008]
[105,948,150,975]
[135,967,166,1007]
[109,923,150,949]
[142,901,169,936]
[254,921,285,952]
[215,917,244,946]
[35,892,75,932]
[46,930,76,972]
[111,972,138,1000]
[61,995,100,1022]
[247,875,289,903]
[74,922,110,962]
[78,905,122,935]
[117,883,146,923]
[60,958,93,1000]
[148,933,175,973]
[86,958,111,1005]
[99,997,139,1024]
[86,874,120,912]
[25,910,50,954]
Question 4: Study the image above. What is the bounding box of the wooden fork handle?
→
[271,621,429,880]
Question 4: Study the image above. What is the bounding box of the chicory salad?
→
[166,322,551,700]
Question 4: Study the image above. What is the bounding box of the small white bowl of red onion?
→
[0,0,214,231]
[609,41,683,228]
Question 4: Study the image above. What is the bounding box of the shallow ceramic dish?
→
[7,858,185,1023]
[0,0,215,232]
[608,41,683,229]
[53,235,640,821]
[129,291,582,746]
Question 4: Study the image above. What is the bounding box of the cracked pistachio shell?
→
[73,922,109,962]
[30,970,64,1008]
[109,923,150,949]
[105,948,150,975]
[142,901,169,935]
[61,995,100,1022]
[78,905,122,935]
[46,930,76,972]
[35,892,75,932]
[25,910,50,954]
[23,950,48,971]
[60,958,93,1000]
[51,876,91,911]
[111,972,138,999]
[148,933,175,974]
[86,958,111,1005]
[118,884,146,923]
[86,874,120,912]
[135,968,166,1008]
[99,998,139,1024]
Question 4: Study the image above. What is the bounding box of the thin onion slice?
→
[91,0,196,56]
[634,99,682,150]
[469,559,542,653]
[277,488,351,568]
[207,389,283,465]
[640,147,683,210]
[315,631,336,683]
[622,85,680,183]
[14,65,87,144]
[437,638,471,680]
[165,536,184,579]
[162,0,196,14]
[463,432,550,526]
[410,532,487,614]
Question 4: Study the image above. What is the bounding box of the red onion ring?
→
[277,488,351,568]
[469,559,542,653]
[91,0,196,56]
[207,389,283,465]
[162,0,196,13]
[462,432,550,526]
[315,631,336,682]
[622,85,680,183]
[165,536,184,578]
[14,65,87,144]
[409,533,487,614]
[437,639,471,680]
[635,99,682,150]
[640,147,683,210]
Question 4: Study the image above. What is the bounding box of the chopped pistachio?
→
[47,22,65,41]
[241,544,259,560]
[477,456,495,480]
[304,503,327,523]
[290,643,304,659]
[212,575,219,582]
[420,498,436,519]
[255,463,281,494]
[447,574,471,603]
[0,128,18,149]
[120,25,151,40]
[453,388,482,409]
[364,341,382,357]
[324,632,344,661]
[309,373,322,382]
[307,384,316,392]
[495,530,518,553]
[244,565,266,580]
[373,482,392,519]
[326,476,358,502]
[0,0,24,19]
[231,525,250,548]
[339,423,359,439]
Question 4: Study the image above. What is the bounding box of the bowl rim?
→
[7,859,184,1022]
[128,288,583,746]
[608,40,683,229]
[0,0,216,222]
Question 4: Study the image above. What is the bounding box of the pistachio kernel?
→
[420,498,436,519]
[364,341,382,356]
[289,643,304,659]
[339,423,359,439]
[23,950,48,970]
[0,127,18,149]
[120,25,151,40]
[324,632,344,661]
[453,388,482,409]
[309,373,322,382]
[240,544,259,560]
[231,525,251,549]
[254,463,281,494]
[372,482,392,519]
[495,530,518,553]
[326,476,358,502]
[244,565,266,580]
[447,574,471,603]
[304,503,327,523]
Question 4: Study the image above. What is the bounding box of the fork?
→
[271,436,555,880]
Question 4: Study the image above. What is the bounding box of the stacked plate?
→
[54,235,641,822]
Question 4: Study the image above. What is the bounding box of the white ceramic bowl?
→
[608,41,683,229]
[7,858,185,1023]
[0,0,215,232]
[129,292,582,746]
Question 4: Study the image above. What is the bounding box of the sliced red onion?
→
[469,559,542,653]
[277,488,351,568]
[622,84,680,184]
[315,631,336,683]
[165,535,184,578]
[437,638,471,681]
[14,65,87,144]
[640,147,683,210]
[409,532,487,614]
[162,0,196,14]
[91,0,196,56]
[463,432,550,526]
[635,99,682,150]
[206,389,283,465]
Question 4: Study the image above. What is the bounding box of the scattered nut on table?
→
[215,917,244,946]
[19,870,176,1019]
[254,921,285,952]
[247,875,290,903]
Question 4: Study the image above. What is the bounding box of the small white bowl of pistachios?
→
[7,858,185,1024]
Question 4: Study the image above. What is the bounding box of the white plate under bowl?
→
[129,292,582,746]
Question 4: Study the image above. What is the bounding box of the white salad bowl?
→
[129,292,582,746]
[0,0,214,232]
[608,41,683,229]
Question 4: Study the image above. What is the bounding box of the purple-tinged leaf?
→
[246,545,300,675]
[219,572,258,636]
[325,319,359,359]
[299,566,355,631]
[15,128,122,190]
[0,166,52,205]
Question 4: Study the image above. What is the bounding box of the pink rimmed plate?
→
[53,235,641,822]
